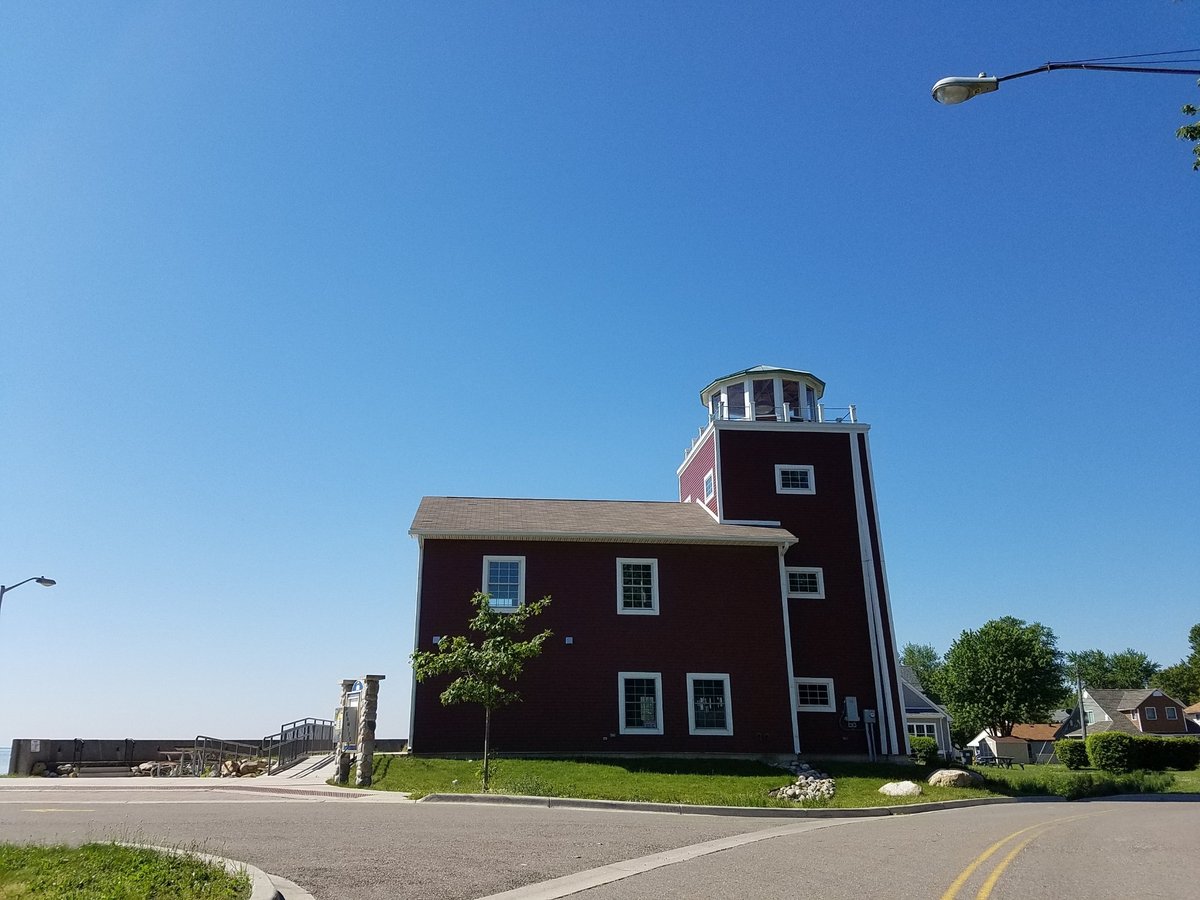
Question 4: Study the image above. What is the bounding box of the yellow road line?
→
[941,813,1099,900]
[976,834,1037,899]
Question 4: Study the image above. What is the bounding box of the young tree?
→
[410,592,552,791]
[900,642,945,705]
[940,617,1065,738]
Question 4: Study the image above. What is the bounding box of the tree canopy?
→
[410,592,552,790]
[939,617,1065,738]
[1150,623,1200,705]
[1066,648,1160,691]
[1180,79,1200,171]
[900,642,945,705]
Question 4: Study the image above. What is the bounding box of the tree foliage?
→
[939,617,1065,738]
[1180,79,1200,171]
[1066,648,1160,690]
[410,592,552,790]
[1150,622,1200,705]
[900,642,945,705]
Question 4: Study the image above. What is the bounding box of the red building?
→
[409,366,908,759]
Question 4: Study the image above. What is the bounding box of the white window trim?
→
[703,469,715,502]
[481,556,525,612]
[616,558,660,615]
[686,673,733,736]
[618,672,663,735]
[775,464,815,495]
[1165,706,1178,720]
[794,677,836,712]
[907,722,937,738]
[1144,706,1157,720]
[785,566,826,599]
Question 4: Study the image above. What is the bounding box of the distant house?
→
[1186,702,1200,728]
[897,664,953,758]
[1060,688,1195,738]
[1010,723,1063,764]
[966,731,1033,765]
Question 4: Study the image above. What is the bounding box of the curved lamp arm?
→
[933,61,1200,105]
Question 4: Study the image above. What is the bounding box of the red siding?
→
[1136,698,1188,734]
[678,431,717,516]
[413,538,795,754]
[713,426,905,755]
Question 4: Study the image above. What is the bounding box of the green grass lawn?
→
[348,755,999,808]
[0,843,250,900]
[342,754,1200,808]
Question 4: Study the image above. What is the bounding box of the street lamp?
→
[932,56,1200,105]
[0,576,56,621]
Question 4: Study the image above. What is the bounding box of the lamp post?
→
[0,576,56,623]
[932,58,1200,105]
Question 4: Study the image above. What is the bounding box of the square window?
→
[795,678,836,712]
[687,673,732,735]
[1166,706,1178,720]
[775,464,815,495]
[703,469,715,502]
[786,567,825,599]
[482,556,524,610]
[1144,707,1157,721]
[619,672,663,735]
[617,558,659,615]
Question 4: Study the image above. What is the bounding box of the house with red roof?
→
[409,367,909,759]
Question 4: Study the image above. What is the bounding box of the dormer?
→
[700,366,826,423]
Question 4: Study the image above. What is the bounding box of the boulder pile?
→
[769,760,836,802]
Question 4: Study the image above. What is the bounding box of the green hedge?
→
[1086,732,1200,772]
[1055,739,1089,770]
[909,735,939,766]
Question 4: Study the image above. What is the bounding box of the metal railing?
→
[708,403,858,425]
[262,717,335,775]
[182,736,262,777]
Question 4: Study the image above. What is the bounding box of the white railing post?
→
[849,404,857,423]
[817,404,825,423]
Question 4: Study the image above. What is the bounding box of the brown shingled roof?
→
[1010,724,1060,741]
[410,496,796,546]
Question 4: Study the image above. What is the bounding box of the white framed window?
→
[482,556,524,611]
[795,677,836,712]
[687,673,732,735]
[786,567,825,599]
[703,469,715,502]
[617,558,659,615]
[1144,707,1158,721]
[1085,710,1095,725]
[775,464,815,495]
[907,722,937,738]
[1166,706,1178,720]
[618,672,663,735]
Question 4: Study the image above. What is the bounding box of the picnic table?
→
[976,755,1020,769]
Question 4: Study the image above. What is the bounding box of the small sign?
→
[30,740,40,752]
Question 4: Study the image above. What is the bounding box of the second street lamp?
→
[0,576,57,624]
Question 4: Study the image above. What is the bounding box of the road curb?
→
[418,792,1039,817]
[121,843,285,900]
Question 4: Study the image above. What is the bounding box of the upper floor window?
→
[703,469,715,502]
[617,558,659,615]
[1166,706,1179,720]
[687,673,732,735]
[786,567,825,599]
[775,464,815,495]
[1144,707,1158,721]
[482,556,524,610]
[753,379,775,420]
[726,383,746,419]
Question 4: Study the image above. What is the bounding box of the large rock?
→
[928,768,983,788]
[879,780,922,797]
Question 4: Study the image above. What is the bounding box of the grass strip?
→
[0,842,251,900]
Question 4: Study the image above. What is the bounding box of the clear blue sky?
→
[3,4,1198,745]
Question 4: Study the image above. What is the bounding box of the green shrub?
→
[1055,739,1089,770]
[1087,732,1136,773]
[1167,738,1200,770]
[909,735,939,766]
[976,767,1173,800]
[1136,736,1200,771]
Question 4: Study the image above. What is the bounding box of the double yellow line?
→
[941,813,1102,900]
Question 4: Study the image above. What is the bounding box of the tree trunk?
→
[482,706,492,792]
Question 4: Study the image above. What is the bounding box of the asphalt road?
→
[0,781,1196,899]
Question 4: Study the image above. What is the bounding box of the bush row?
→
[1056,733,1200,773]
[979,767,1174,800]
